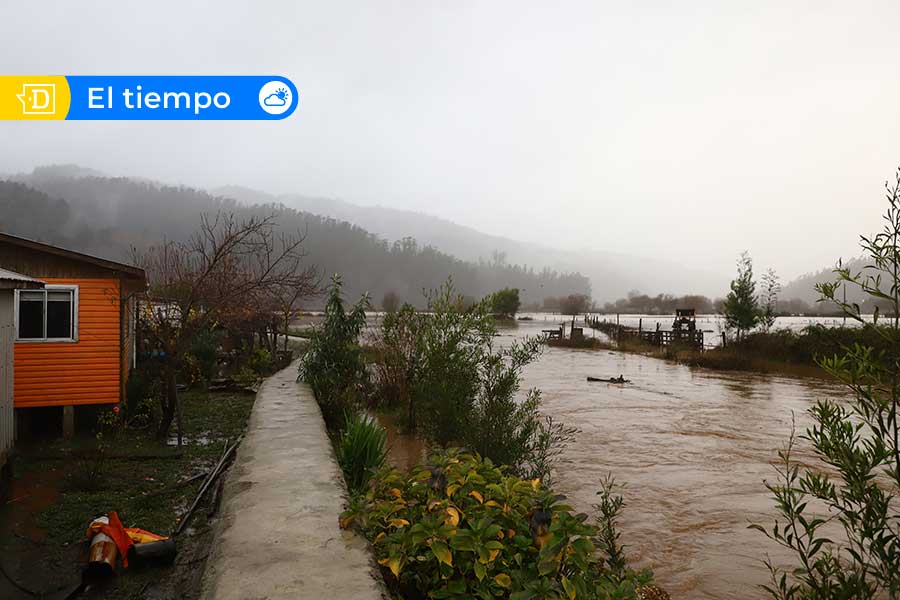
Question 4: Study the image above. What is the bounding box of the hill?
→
[780,257,870,306]
[0,171,590,307]
[212,186,724,301]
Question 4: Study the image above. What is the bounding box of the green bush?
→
[337,413,388,494]
[189,329,220,382]
[125,365,157,426]
[235,366,261,389]
[753,169,900,598]
[247,347,274,374]
[341,450,658,600]
[722,324,888,367]
[371,280,570,478]
[489,287,521,319]
[298,274,371,428]
[373,303,424,428]
[413,282,495,447]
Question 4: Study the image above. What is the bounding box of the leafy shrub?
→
[524,416,580,488]
[247,347,274,375]
[298,274,371,428]
[753,170,900,598]
[413,282,496,447]
[341,450,657,600]
[370,280,574,479]
[373,303,424,428]
[463,337,554,476]
[125,365,157,426]
[337,413,388,494]
[189,329,220,382]
[723,324,888,366]
[235,366,261,389]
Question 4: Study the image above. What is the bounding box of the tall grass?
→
[337,413,388,494]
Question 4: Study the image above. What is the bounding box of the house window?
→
[16,286,78,341]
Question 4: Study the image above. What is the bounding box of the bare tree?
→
[271,273,320,352]
[136,213,315,442]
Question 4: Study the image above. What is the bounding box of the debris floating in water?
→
[586,375,631,384]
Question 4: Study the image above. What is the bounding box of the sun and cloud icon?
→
[258,81,295,115]
[263,87,289,107]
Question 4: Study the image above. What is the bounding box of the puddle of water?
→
[374,413,427,472]
[1,464,64,541]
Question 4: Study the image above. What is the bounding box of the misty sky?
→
[2,1,900,283]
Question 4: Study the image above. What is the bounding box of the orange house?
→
[0,233,146,434]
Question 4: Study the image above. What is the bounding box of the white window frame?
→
[14,284,79,343]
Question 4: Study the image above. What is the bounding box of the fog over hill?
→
[780,256,869,306]
[1,166,590,307]
[3,165,847,304]
[214,185,725,302]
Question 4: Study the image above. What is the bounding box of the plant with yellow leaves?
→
[341,449,658,599]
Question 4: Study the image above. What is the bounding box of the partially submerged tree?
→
[753,168,900,598]
[723,251,759,340]
[488,287,520,319]
[137,213,314,442]
[558,293,591,317]
[558,293,592,333]
[759,268,781,332]
[372,279,576,478]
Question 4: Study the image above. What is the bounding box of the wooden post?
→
[63,405,75,439]
[722,332,727,348]
[639,318,642,336]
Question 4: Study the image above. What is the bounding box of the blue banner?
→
[62,75,299,120]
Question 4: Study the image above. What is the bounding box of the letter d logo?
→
[17,83,56,114]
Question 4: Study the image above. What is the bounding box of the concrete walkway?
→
[202,363,385,600]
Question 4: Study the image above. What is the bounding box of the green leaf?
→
[561,575,576,600]
[431,540,453,566]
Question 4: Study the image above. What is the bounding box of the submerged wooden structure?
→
[586,308,704,350]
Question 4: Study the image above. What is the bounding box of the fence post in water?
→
[639,318,642,336]
[721,332,726,348]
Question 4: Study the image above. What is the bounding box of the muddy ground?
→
[0,389,256,600]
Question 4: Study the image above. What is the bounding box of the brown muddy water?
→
[501,321,842,599]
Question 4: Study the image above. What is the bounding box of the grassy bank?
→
[0,389,256,599]
[583,323,889,378]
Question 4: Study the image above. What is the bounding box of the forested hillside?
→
[0,172,590,306]
[215,184,725,300]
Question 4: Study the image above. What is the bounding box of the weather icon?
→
[263,88,289,107]
[258,81,295,116]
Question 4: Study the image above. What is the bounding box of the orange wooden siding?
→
[14,278,121,407]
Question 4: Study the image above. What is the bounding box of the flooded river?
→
[325,312,847,598]
[498,320,842,600]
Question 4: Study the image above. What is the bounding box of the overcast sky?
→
[2,1,900,282]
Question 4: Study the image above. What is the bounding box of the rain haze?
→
[2,1,900,294]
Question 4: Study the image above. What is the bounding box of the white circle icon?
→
[259,81,293,115]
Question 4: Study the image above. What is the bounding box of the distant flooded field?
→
[498,320,843,599]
